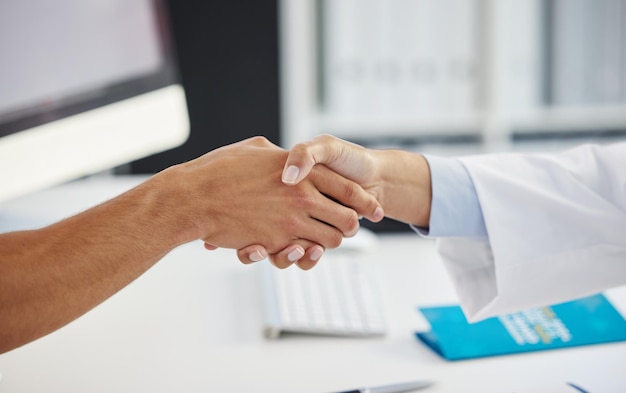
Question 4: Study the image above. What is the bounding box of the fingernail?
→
[282,165,300,184]
[310,247,324,261]
[250,250,265,262]
[373,207,384,221]
[287,247,305,262]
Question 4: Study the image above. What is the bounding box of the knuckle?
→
[361,196,378,215]
[326,230,343,249]
[343,210,360,234]
[342,181,359,203]
[288,143,313,165]
[293,190,315,209]
[339,208,357,227]
[250,135,270,146]
[316,134,335,143]
[290,142,308,155]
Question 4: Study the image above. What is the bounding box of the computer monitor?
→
[0,0,189,203]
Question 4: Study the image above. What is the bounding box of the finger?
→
[292,167,360,238]
[295,244,325,270]
[269,241,323,270]
[282,134,344,185]
[310,202,360,239]
[236,245,268,264]
[310,165,384,223]
[204,242,218,251]
[276,192,346,249]
[267,244,306,269]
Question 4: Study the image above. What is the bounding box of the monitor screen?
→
[0,0,189,203]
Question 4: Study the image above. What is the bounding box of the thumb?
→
[282,135,342,185]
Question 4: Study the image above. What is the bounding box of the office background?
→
[130,1,626,231]
[281,0,626,150]
[130,0,626,232]
[130,0,281,174]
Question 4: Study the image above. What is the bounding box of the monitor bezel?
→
[0,0,178,139]
[0,0,190,204]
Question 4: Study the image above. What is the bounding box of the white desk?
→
[1,176,625,393]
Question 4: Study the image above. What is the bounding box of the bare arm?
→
[0,179,181,354]
[0,136,381,353]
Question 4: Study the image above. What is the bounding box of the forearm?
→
[0,134,377,351]
[0,170,191,353]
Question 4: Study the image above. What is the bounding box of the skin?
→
[282,134,432,226]
[0,136,382,354]
[236,134,433,267]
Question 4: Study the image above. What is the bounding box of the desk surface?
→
[1,176,625,393]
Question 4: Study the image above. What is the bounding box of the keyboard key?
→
[260,254,386,338]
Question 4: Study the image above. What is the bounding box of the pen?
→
[331,379,433,393]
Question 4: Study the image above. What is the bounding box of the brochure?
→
[416,294,626,360]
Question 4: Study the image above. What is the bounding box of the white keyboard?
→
[260,253,386,339]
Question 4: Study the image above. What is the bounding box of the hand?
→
[234,134,432,269]
[281,134,432,226]
[233,136,386,268]
[234,239,324,270]
[168,136,382,254]
[283,135,381,191]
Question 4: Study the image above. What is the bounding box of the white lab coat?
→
[437,142,626,322]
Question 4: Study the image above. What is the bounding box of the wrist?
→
[375,149,432,226]
[142,165,216,246]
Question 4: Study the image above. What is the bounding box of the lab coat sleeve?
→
[438,143,626,322]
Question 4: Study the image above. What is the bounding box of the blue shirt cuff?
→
[412,155,487,238]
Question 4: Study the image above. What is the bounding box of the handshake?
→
[188,134,433,270]
[0,133,430,354]
[6,135,622,354]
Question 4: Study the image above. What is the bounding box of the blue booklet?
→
[416,294,626,361]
